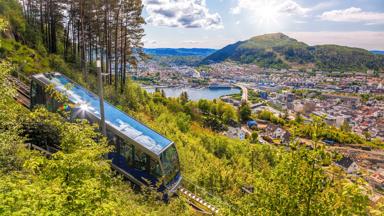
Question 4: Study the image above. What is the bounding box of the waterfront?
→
[144,87,241,101]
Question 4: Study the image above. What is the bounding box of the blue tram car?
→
[30,73,182,194]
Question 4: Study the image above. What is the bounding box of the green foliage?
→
[250,132,259,144]
[150,55,205,66]
[238,102,252,123]
[179,91,189,105]
[175,112,191,133]
[237,118,370,215]
[0,55,30,173]
[0,18,7,35]
[0,39,50,75]
[248,89,264,103]
[295,115,365,144]
[1,111,187,215]
[295,113,304,124]
[238,143,369,215]
[314,44,384,71]
[197,99,211,114]
[48,54,74,75]
[257,110,286,125]
[371,138,384,148]
[191,99,238,126]
[231,89,265,104]
[0,0,44,49]
[21,107,62,148]
[0,0,25,37]
[203,116,228,132]
[340,121,352,132]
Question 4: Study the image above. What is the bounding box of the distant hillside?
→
[371,50,384,55]
[202,33,384,71]
[144,48,216,57]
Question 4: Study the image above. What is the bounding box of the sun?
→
[256,1,279,25]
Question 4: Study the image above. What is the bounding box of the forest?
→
[10,0,145,92]
[0,0,383,215]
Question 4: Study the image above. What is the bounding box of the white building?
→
[336,157,359,174]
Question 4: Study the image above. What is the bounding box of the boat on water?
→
[208,83,233,89]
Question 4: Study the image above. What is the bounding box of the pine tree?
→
[20,0,145,92]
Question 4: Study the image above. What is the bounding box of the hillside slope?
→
[202,33,384,71]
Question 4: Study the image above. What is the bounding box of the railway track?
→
[178,186,220,215]
[8,74,31,108]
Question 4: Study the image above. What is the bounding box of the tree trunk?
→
[114,7,120,92]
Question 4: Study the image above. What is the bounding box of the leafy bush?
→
[257,110,286,125]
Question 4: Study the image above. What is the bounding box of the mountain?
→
[202,33,384,71]
[144,48,216,57]
[371,50,384,55]
[144,48,217,66]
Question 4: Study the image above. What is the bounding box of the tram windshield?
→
[160,144,180,184]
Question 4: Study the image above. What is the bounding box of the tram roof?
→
[32,73,173,155]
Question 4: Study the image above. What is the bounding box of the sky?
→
[142,0,384,50]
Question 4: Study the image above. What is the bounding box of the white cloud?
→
[310,1,336,12]
[144,0,223,29]
[320,7,384,24]
[293,20,307,24]
[183,40,202,44]
[231,0,309,16]
[143,39,157,46]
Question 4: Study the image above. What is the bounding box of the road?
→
[235,84,248,103]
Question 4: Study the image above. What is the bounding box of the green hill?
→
[202,33,384,71]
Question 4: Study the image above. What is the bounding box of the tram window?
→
[31,81,46,107]
[160,145,180,176]
[106,130,116,143]
[31,81,37,108]
[134,149,148,172]
[46,95,54,111]
[31,81,37,99]
[120,140,134,167]
[47,97,61,112]
[53,100,61,112]
[150,159,162,178]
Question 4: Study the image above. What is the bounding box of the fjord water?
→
[144,87,241,101]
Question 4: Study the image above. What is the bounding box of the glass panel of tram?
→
[31,80,62,112]
[112,135,180,188]
[31,80,46,108]
[160,145,180,186]
[111,135,164,185]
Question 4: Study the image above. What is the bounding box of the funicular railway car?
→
[30,73,182,194]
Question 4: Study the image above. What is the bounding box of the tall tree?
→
[20,0,145,91]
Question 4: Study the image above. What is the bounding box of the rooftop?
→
[336,157,355,169]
